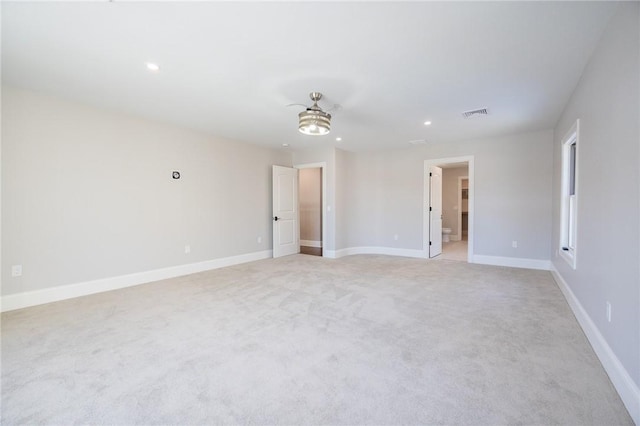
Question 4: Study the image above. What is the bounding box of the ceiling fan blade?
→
[325,104,342,113]
[285,103,308,108]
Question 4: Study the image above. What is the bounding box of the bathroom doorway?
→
[296,164,324,256]
[423,156,474,262]
[439,173,469,261]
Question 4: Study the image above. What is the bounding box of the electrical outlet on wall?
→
[11,264,22,277]
[512,241,518,248]
[184,245,191,254]
[257,236,262,244]
[394,234,399,241]
[606,301,612,322]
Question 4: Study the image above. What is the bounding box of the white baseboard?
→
[551,265,640,425]
[331,246,425,259]
[1,250,273,313]
[323,250,337,259]
[300,240,322,248]
[326,250,550,270]
[472,254,551,270]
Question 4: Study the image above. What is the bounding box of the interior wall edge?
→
[331,246,425,259]
[471,255,551,271]
[0,249,272,313]
[550,265,640,424]
[326,247,551,271]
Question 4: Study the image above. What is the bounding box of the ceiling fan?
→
[288,92,341,136]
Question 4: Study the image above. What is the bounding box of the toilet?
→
[442,228,452,243]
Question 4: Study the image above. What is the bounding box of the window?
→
[560,120,579,269]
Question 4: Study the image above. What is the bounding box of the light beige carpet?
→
[1,254,633,425]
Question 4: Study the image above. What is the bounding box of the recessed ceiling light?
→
[282,143,289,147]
[336,137,342,141]
[146,62,160,72]
[424,121,432,126]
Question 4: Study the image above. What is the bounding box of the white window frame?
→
[559,119,579,269]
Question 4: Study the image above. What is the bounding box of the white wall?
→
[552,1,639,398]
[299,168,321,243]
[343,130,553,261]
[1,86,291,296]
[334,148,350,251]
[1,87,555,296]
[442,166,468,239]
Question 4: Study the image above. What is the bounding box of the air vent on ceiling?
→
[408,139,428,145]
[462,108,489,119]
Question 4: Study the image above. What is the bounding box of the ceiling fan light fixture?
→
[298,92,331,136]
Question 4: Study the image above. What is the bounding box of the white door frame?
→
[457,175,469,241]
[423,156,474,261]
[294,162,327,257]
[429,166,443,258]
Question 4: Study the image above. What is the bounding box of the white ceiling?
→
[2,1,616,152]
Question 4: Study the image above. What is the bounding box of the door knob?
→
[274,216,279,221]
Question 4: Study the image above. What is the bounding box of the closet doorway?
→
[296,163,325,257]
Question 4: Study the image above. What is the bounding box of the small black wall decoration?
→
[172,171,181,179]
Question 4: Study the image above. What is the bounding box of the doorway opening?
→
[458,175,469,244]
[423,156,474,262]
[295,162,326,257]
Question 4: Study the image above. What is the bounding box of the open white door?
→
[429,166,443,258]
[273,165,299,258]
